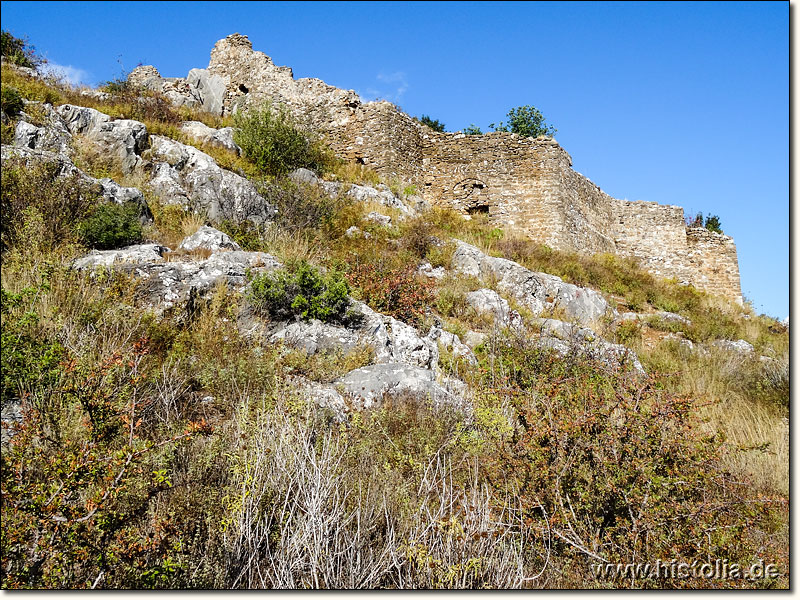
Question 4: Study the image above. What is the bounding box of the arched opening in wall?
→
[467,204,489,216]
[453,178,490,215]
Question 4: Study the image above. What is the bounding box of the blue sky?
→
[1,1,788,318]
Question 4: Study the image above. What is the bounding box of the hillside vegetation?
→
[0,41,788,589]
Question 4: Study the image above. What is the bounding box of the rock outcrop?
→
[147,135,275,225]
[451,240,614,326]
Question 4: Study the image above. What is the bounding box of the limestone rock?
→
[465,288,523,329]
[14,104,73,153]
[463,330,488,349]
[177,225,242,252]
[417,261,446,279]
[1,145,151,220]
[347,183,411,214]
[452,240,614,326]
[336,363,458,410]
[56,104,148,174]
[186,69,229,115]
[179,120,240,154]
[366,211,392,226]
[270,319,364,356]
[289,167,319,186]
[147,135,275,225]
[72,244,169,270]
[712,338,755,356]
[428,327,478,365]
[529,318,644,374]
[265,301,438,372]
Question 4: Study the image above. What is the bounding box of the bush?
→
[233,100,330,177]
[463,124,483,135]
[78,202,144,249]
[1,85,24,117]
[704,214,723,234]
[1,156,100,252]
[346,259,434,326]
[490,105,557,138]
[1,285,65,407]
[483,343,784,587]
[248,261,352,324]
[419,115,446,132]
[1,30,42,69]
[259,178,340,233]
[686,212,723,234]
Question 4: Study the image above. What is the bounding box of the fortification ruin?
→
[129,33,742,304]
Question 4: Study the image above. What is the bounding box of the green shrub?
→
[248,261,352,324]
[463,124,483,135]
[233,100,330,177]
[1,85,24,117]
[419,115,446,132]
[704,214,723,234]
[490,105,557,138]
[1,285,65,407]
[1,156,100,252]
[78,202,143,250]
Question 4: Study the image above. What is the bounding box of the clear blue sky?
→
[1,1,789,318]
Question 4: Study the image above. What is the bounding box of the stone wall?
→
[129,34,743,304]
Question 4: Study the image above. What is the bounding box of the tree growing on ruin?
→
[490,105,557,138]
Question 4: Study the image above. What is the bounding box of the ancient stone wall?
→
[129,34,743,304]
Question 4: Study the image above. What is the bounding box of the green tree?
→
[704,214,723,234]
[1,30,42,69]
[463,124,483,135]
[233,100,330,177]
[419,115,446,132]
[490,105,557,138]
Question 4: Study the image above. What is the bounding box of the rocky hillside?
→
[0,38,789,590]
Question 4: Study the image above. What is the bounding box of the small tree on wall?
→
[490,105,557,138]
[419,115,446,132]
[686,212,723,234]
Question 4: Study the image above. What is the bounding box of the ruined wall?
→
[131,34,743,304]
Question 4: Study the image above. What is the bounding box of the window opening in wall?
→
[238,84,249,93]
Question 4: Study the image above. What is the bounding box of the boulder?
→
[56,104,148,174]
[179,120,240,154]
[177,225,242,252]
[366,211,392,226]
[265,301,438,372]
[186,69,229,115]
[289,167,319,186]
[72,244,169,270]
[428,327,478,365]
[346,183,411,214]
[14,103,73,154]
[463,330,488,349]
[336,363,458,410]
[452,240,614,326]
[712,338,755,356]
[465,288,523,329]
[1,145,151,220]
[147,135,275,225]
[417,261,446,279]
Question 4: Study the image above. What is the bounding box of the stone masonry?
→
[128,34,742,304]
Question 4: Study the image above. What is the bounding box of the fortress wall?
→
[418,133,570,248]
[681,228,743,304]
[137,34,744,304]
[613,200,689,267]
